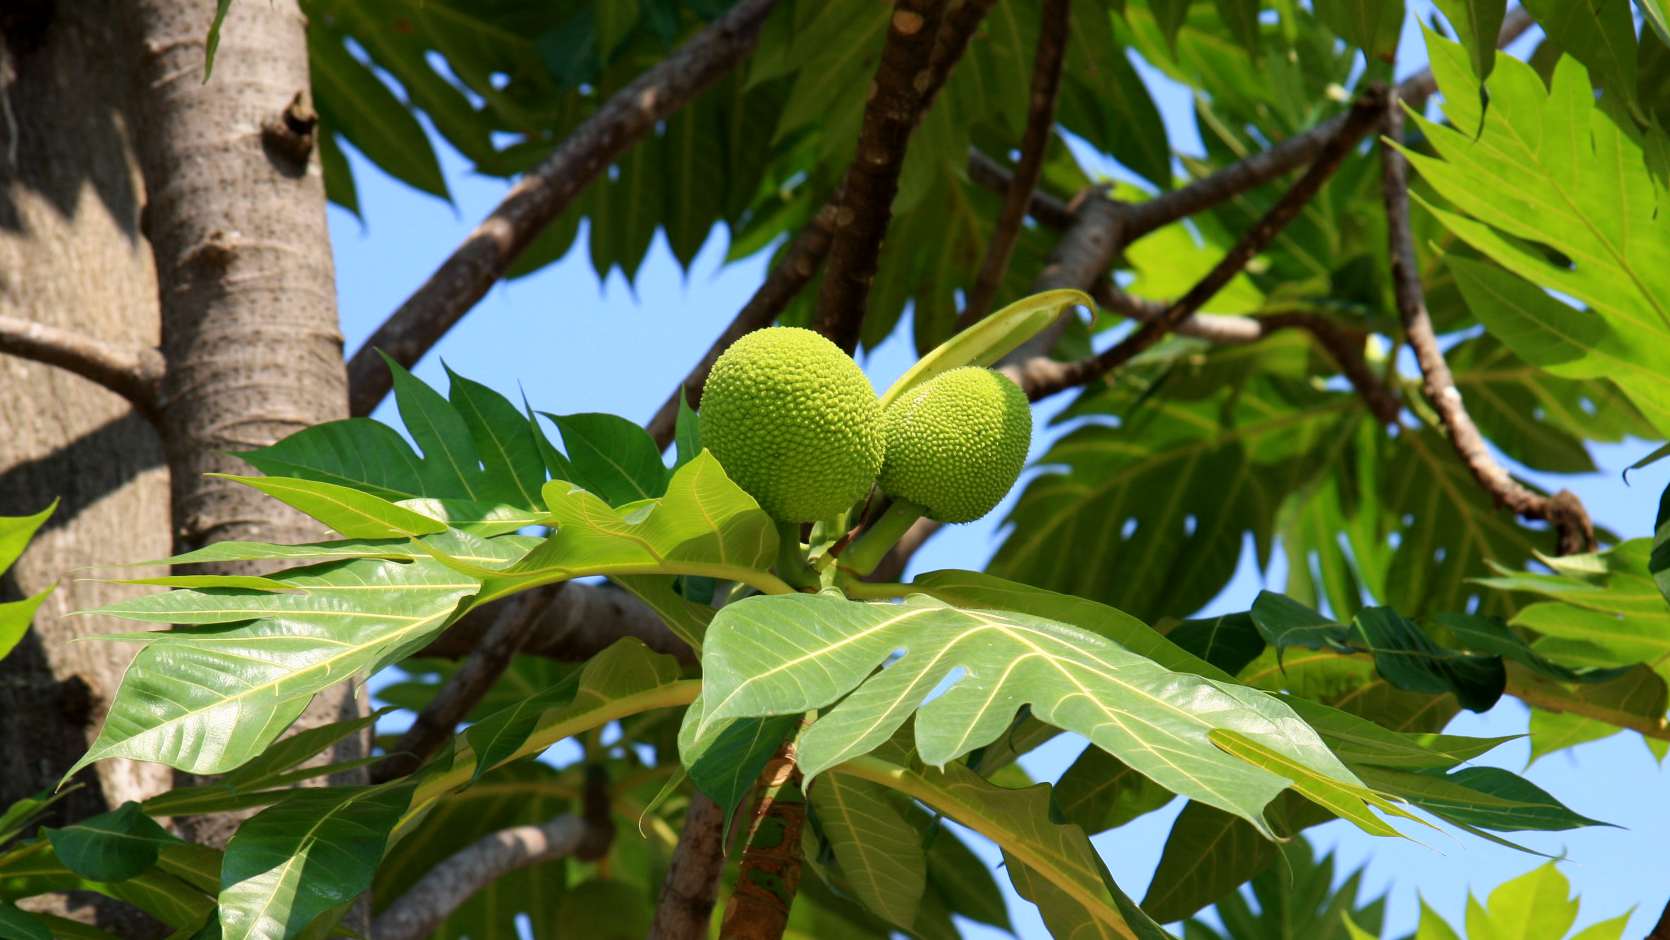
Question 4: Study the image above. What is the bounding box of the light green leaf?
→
[0,789,73,848]
[878,290,1092,410]
[1642,0,1670,46]
[0,502,55,662]
[219,784,412,940]
[211,475,448,539]
[697,593,1383,838]
[1282,696,1515,770]
[452,451,784,605]
[44,802,177,883]
[835,758,1168,940]
[1468,863,1578,939]
[72,534,520,777]
[1405,49,1670,435]
[808,773,925,928]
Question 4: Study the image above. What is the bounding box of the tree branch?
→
[1379,98,1594,555]
[646,203,839,450]
[0,315,164,415]
[372,813,607,940]
[371,589,553,783]
[345,0,783,417]
[1010,88,1387,401]
[719,740,806,940]
[957,0,1069,331]
[1089,282,1401,424]
[815,0,949,353]
[649,792,729,940]
[966,149,1075,228]
[415,581,691,665]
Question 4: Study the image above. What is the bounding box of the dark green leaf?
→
[0,902,51,940]
[1315,0,1404,59]
[1166,612,1266,675]
[674,395,701,470]
[309,27,449,200]
[545,413,668,506]
[443,365,547,508]
[808,773,926,928]
[1142,801,1278,922]
[1358,766,1609,832]
[1054,746,1173,834]
[677,701,796,817]
[45,803,177,883]
[1434,0,1508,79]
[219,784,412,940]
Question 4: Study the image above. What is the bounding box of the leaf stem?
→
[773,521,819,591]
[837,578,913,601]
[839,500,926,577]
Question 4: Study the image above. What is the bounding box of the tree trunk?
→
[0,3,172,932]
[123,0,368,848]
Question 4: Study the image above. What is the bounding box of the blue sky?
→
[330,5,1670,935]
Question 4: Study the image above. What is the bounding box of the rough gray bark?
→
[0,3,171,934]
[123,0,369,844]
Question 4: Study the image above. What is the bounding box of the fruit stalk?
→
[839,499,926,577]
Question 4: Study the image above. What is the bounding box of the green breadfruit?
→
[698,327,885,523]
[879,367,1031,523]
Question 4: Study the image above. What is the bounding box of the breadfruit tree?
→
[1,1,1668,938]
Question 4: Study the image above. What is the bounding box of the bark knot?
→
[261,91,317,173]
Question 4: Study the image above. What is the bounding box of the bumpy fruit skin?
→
[879,367,1031,523]
[699,327,884,522]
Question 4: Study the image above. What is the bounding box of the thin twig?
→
[1379,97,1593,554]
[958,0,1069,331]
[966,149,1075,228]
[815,0,949,353]
[371,814,605,940]
[646,203,838,450]
[1011,88,1387,402]
[649,792,729,940]
[0,315,165,415]
[345,0,782,417]
[370,590,552,783]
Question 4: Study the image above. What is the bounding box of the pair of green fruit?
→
[699,327,1031,528]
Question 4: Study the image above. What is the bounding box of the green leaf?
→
[44,802,176,883]
[0,902,51,940]
[453,452,783,606]
[219,710,387,791]
[544,413,667,506]
[0,501,54,573]
[72,534,520,777]
[462,639,685,779]
[0,502,55,662]
[1142,801,1278,922]
[1522,0,1640,111]
[808,773,926,928]
[0,840,214,929]
[1642,0,1670,46]
[317,126,358,217]
[696,593,1382,838]
[204,0,234,81]
[1055,746,1174,834]
[1467,863,1578,939]
[1356,766,1608,833]
[1434,0,1508,79]
[994,377,1351,621]
[835,758,1169,940]
[219,784,412,940]
[674,395,702,470]
[308,26,449,200]
[1282,696,1515,770]
[0,789,73,848]
[1315,0,1404,59]
[877,290,1092,410]
[1404,50,1670,435]
[922,820,1011,931]
[1064,0,1173,188]
[909,569,1228,678]
[677,701,796,816]
[1480,540,1670,673]
[237,418,432,502]
[443,365,547,509]
[210,475,448,539]
[1165,612,1267,676]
